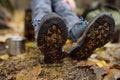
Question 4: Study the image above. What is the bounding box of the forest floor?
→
[0,10,120,80]
[0,40,120,80]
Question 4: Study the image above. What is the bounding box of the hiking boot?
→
[68,13,115,60]
[36,13,68,63]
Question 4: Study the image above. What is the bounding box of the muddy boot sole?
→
[70,13,115,60]
[37,13,68,63]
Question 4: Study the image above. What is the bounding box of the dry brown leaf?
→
[15,65,41,80]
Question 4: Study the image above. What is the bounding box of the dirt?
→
[0,42,119,80]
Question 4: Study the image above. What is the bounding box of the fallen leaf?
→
[0,54,9,60]
[96,61,108,68]
[15,65,41,80]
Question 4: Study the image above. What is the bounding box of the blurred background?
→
[0,1,120,79]
[0,0,120,43]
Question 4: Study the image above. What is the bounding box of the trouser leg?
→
[30,0,52,33]
[52,0,80,31]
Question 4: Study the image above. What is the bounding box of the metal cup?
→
[6,36,25,56]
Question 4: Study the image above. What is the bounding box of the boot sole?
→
[70,13,115,60]
[37,13,68,63]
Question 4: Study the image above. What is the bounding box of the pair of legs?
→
[30,0,80,34]
[30,0,115,63]
[30,0,86,62]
